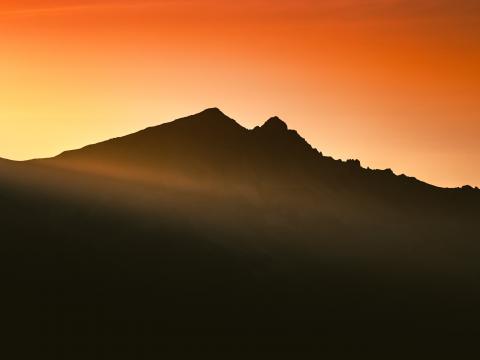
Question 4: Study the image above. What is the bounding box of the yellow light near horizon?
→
[0,0,479,188]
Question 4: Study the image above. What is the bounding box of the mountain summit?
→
[170,107,244,129]
[260,116,289,132]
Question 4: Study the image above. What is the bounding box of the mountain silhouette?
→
[28,107,479,219]
[1,108,480,358]
[21,107,468,192]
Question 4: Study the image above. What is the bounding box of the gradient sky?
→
[1,0,479,187]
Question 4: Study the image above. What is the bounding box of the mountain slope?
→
[28,108,478,208]
[34,108,406,186]
[23,107,478,234]
[2,107,475,260]
[1,108,480,357]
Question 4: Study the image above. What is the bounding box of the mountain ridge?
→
[1,107,477,191]
[45,109,478,191]
[1,108,479,358]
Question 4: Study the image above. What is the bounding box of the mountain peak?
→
[191,107,242,126]
[199,107,226,116]
[261,116,288,132]
[164,107,245,132]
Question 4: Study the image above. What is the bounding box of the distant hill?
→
[1,108,480,358]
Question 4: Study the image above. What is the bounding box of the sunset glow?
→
[1,0,479,187]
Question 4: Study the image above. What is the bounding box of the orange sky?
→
[1,0,479,187]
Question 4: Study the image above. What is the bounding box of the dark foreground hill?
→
[1,108,479,358]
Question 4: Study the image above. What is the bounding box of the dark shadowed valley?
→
[1,108,479,358]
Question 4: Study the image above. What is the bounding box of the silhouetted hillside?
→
[1,108,480,358]
[30,107,480,246]
[29,108,480,213]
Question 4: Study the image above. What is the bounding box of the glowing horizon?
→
[1,0,479,187]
